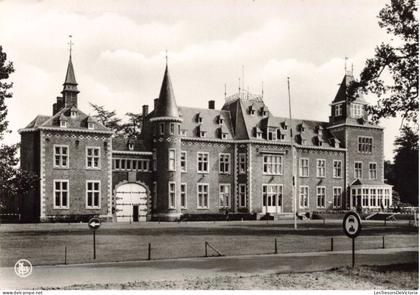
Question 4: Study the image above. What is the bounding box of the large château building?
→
[19,53,392,222]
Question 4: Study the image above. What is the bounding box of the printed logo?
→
[14,259,32,278]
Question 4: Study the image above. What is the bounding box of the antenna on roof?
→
[242,65,245,92]
[68,34,74,58]
[344,56,349,74]
[165,49,168,66]
[224,83,227,98]
[261,81,264,98]
[238,77,241,93]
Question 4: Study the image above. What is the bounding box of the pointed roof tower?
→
[332,73,367,104]
[154,58,180,119]
[61,36,80,107]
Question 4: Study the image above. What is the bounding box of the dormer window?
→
[197,114,203,123]
[261,107,269,117]
[317,125,323,135]
[281,121,288,130]
[300,125,305,133]
[317,137,323,146]
[71,110,77,118]
[180,129,187,136]
[222,133,228,139]
[268,127,277,141]
[60,120,67,128]
[301,139,307,145]
[277,129,285,141]
[249,105,256,115]
[128,143,134,151]
[254,127,263,139]
[200,131,207,138]
[88,123,94,130]
[218,116,224,125]
[335,104,343,117]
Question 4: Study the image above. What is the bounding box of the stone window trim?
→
[333,186,342,208]
[263,155,283,175]
[53,144,69,169]
[333,160,343,178]
[159,123,165,135]
[197,183,209,209]
[168,149,176,171]
[262,184,283,211]
[335,104,343,117]
[197,152,210,173]
[299,185,309,209]
[86,180,101,209]
[181,183,187,209]
[180,151,187,173]
[239,184,247,208]
[316,186,326,208]
[354,161,363,179]
[299,158,310,177]
[86,146,101,170]
[53,179,69,209]
[219,183,231,208]
[358,136,373,154]
[168,181,176,209]
[316,159,326,178]
[369,162,377,180]
[219,153,231,175]
[238,153,246,174]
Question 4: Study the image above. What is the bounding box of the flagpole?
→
[287,77,297,230]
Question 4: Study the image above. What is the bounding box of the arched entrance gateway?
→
[115,183,148,222]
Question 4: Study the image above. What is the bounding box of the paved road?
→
[0,247,417,289]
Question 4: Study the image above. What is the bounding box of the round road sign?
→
[343,211,362,238]
[88,217,101,230]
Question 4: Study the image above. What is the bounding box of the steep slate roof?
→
[178,106,234,139]
[64,56,77,85]
[333,74,367,104]
[154,65,179,118]
[112,136,149,152]
[23,106,110,132]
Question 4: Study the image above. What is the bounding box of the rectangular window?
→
[316,186,326,208]
[86,147,100,169]
[370,188,377,207]
[180,151,187,173]
[333,187,342,208]
[378,189,384,208]
[263,155,283,175]
[115,159,120,170]
[168,149,176,171]
[168,182,176,209]
[268,128,277,141]
[239,184,247,208]
[219,153,231,174]
[384,189,391,207]
[159,123,164,135]
[362,188,369,207]
[132,159,137,171]
[181,183,187,209]
[54,145,69,168]
[358,136,373,153]
[86,181,100,209]
[333,160,342,178]
[197,152,209,173]
[352,104,363,118]
[136,159,149,172]
[197,183,209,209]
[335,104,343,117]
[219,184,231,208]
[262,184,283,208]
[126,159,131,170]
[169,123,175,135]
[54,180,69,209]
[316,159,326,178]
[369,162,377,179]
[121,159,126,170]
[239,153,246,174]
[354,161,363,179]
[299,186,309,208]
[299,158,309,177]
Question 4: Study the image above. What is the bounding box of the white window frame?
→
[358,136,373,154]
[197,183,209,209]
[267,127,277,141]
[354,161,363,179]
[335,104,343,117]
[369,162,377,180]
[86,180,101,209]
[333,160,342,178]
[181,183,187,209]
[197,152,209,173]
[239,153,246,174]
[71,110,77,118]
[262,184,283,209]
[88,122,94,130]
[86,146,101,169]
[168,149,176,171]
[299,186,309,209]
[316,186,326,208]
[169,123,175,135]
[333,187,342,208]
[168,181,176,209]
[53,179,69,209]
[239,184,247,208]
[351,103,363,118]
[159,123,164,135]
[316,159,326,178]
[263,155,283,175]
[60,120,67,128]
[219,184,231,208]
[180,151,187,173]
[219,153,231,174]
[53,145,69,169]
[299,158,309,177]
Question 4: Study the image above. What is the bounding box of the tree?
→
[348,0,418,126]
[0,46,38,211]
[392,126,418,205]
[89,103,122,132]
[120,112,143,138]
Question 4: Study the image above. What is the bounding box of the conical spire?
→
[155,63,179,118]
[332,74,354,103]
[64,56,78,85]
[61,54,79,107]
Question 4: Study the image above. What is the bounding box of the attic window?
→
[197,114,203,123]
[180,129,187,136]
[261,107,269,117]
[254,127,263,139]
[71,110,77,118]
[335,104,343,117]
[88,123,94,130]
[128,143,134,151]
[301,139,307,145]
[317,138,323,146]
[60,121,67,128]
[300,125,305,133]
[249,105,256,115]
[199,131,207,138]
[281,122,288,130]
[218,116,224,125]
[268,128,277,141]
[277,129,285,141]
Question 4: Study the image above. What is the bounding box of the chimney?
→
[142,105,149,117]
[208,100,215,110]
[154,98,159,111]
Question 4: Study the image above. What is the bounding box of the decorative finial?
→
[238,77,241,92]
[261,81,264,98]
[165,49,168,67]
[344,56,349,74]
[68,34,74,58]
[224,83,227,98]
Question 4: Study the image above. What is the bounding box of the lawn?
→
[0,221,418,267]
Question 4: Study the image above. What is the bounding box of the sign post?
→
[88,217,101,260]
[342,211,362,268]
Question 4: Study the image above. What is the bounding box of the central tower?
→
[150,61,183,220]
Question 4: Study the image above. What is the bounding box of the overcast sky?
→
[0,0,401,160]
